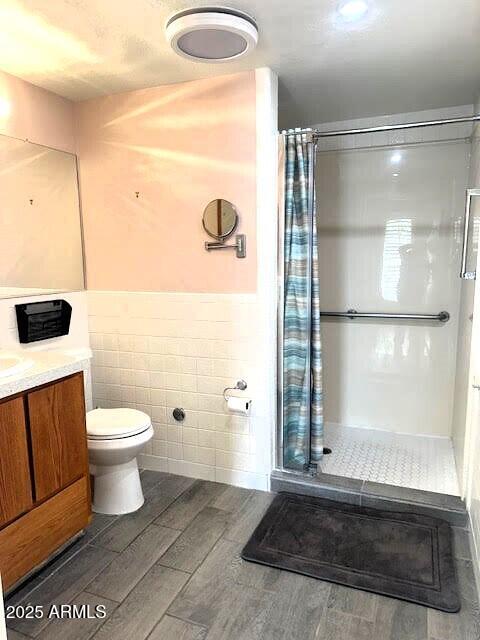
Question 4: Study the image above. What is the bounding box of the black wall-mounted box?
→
[15,299,72,343]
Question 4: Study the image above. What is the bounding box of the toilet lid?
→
[87,408,152,440]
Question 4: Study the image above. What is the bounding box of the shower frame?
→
[276,113,480,474]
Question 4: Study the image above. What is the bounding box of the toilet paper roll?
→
[227,396,251,415]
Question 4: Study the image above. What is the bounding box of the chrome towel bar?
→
[320,309,450,323]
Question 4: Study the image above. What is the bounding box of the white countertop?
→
[0,349,92,400]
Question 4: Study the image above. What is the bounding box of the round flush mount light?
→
[390,151,402,164]
[337,0,369,22]
[166,7,258,63]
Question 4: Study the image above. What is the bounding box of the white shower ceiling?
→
[0,0,478,127]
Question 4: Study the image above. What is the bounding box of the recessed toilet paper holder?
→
[223,379,247,401]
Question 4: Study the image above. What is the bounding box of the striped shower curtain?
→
[282,132,323,469]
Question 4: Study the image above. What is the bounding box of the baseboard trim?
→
[137,454,168,473]
[138,455,269,490]
[468,512,480,604]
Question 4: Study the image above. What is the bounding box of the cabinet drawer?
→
[0,476,90,590]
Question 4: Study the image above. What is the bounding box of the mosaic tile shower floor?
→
[320,424,459,495]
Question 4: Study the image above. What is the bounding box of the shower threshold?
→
[270,469,467,526]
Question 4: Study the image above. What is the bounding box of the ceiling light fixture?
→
[338,0,369,22]
[166,7,258,63]
[391,151,402,164]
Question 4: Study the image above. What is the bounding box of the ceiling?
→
[0,0,479,128]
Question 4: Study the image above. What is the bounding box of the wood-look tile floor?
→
[5,471,480,640]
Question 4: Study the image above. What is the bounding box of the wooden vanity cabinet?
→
[0,372,91,590]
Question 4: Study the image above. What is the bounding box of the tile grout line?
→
[82,538,190,606]
[84,480,219,609]
[161,490,263,626]
[6,536,97,608]
[7,546,121,638]
[9,474,191,612]
[68,478,203,640]
[38,592,121,640]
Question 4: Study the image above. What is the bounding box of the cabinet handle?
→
[460,189,480,280]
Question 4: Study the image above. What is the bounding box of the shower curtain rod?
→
[284,114,480,139]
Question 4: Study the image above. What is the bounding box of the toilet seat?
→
[87,408,152,441]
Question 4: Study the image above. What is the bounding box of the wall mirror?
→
[0,134,84,299]
[202,199,238,240]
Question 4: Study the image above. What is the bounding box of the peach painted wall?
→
[75,71,257,293]
[0,69,75,153]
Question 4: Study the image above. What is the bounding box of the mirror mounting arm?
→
[204,234,246,258]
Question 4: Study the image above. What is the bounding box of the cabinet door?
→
[27,373,88,502]
[0,397,33,527]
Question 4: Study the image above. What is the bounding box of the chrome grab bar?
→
[460,188,480,280]
[320,309,450,323]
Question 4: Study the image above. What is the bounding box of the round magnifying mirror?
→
[202,199,238,240]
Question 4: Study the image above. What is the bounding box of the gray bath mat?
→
[242,492,460,612]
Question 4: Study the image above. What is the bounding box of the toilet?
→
[86,408,154,515]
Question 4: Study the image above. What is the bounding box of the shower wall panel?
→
[316,140,469,437]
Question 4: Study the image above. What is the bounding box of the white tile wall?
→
[87,291,270,489]
[0,291,93,408]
